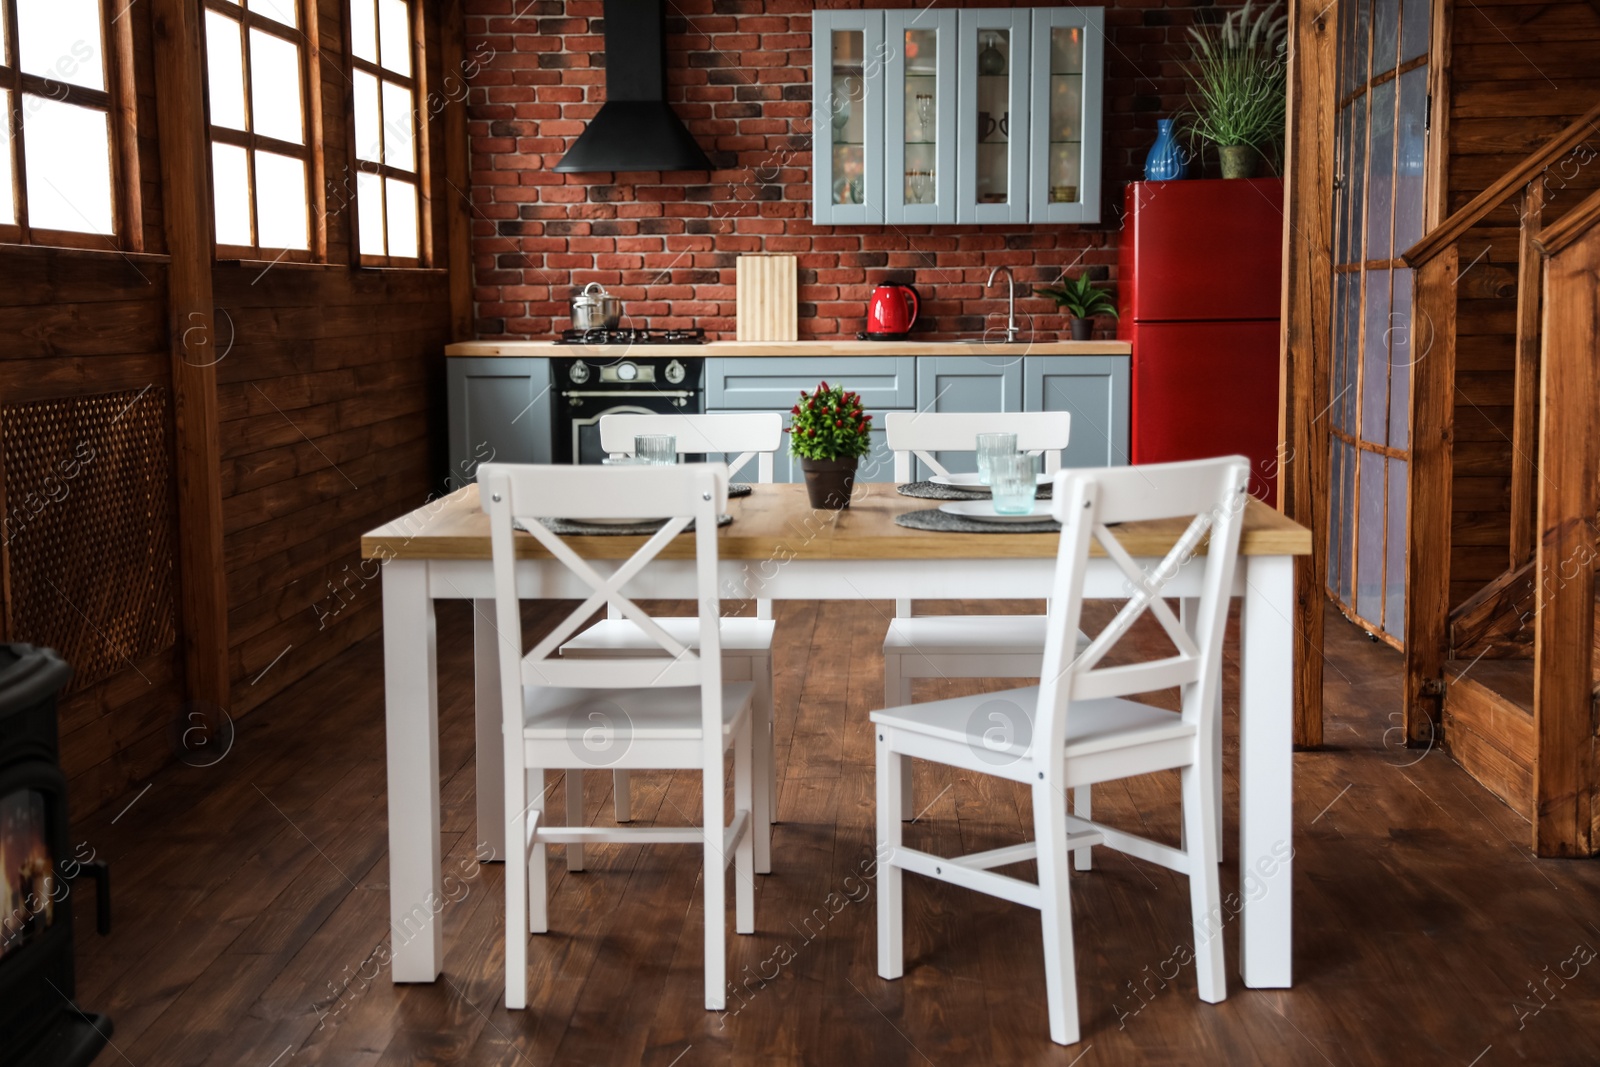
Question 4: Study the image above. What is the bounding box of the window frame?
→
[342,0,431,269]
[0,0,137,251]
[200,0,325,262]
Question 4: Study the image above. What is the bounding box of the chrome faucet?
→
[986,265,1020,343]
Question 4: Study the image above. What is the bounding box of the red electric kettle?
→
[866,283,919,340]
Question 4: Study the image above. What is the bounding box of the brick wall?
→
[465,0,1221,340]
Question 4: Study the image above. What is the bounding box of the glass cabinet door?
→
[1028,8,1104,223]
[812,11,884,224]
[956,10,1030,224]
[884,10,956,224]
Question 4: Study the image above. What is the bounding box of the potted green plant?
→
[1182,1,1288,180]
[788,381,872,509]
[1034,273,1119,340]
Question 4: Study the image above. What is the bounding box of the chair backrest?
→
[883,410,1072,481]
[1032,457,1251,774]
[479,463,730,715]
[600,412,783,484]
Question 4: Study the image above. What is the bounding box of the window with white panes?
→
[0,0,121,246]
[348,0,423,264]
[203,0,316,258]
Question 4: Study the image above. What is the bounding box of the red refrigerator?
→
[1118,178,1284,505]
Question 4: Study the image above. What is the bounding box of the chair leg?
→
[876,731,904,980]
[1072,786,1093,872]
[1182,762,1227,1003]
[505,763,529,1010]
[1033,779,1081,1045]
[612,768,633,823]
[704,765,727,1011]
[1213,692,1225,862]
[527,769,547,934]
[735,721,755,934]
[885,653,918,821]
[753,657,774,875]
[565,770,585,872]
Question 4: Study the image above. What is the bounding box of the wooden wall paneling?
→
[1508,176,1545,567]
[441,0,472,338]
[1530,192,1600,856]
[1403,249,1458,743]
[1426,0,1453,232]
[1279,0,1336,748]
[151,0,231,718]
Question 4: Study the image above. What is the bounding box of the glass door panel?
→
[811,11,883,224]
[956,10,1028,223]
[1327,0,1431,645]
[1028,8,1104,223]
[884,10,955,223]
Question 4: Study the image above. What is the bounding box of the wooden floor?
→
[69,599,1600,1066]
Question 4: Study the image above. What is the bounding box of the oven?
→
[552,352,705,464]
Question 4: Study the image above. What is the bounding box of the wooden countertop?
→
[444,339,1132,358]
[362,482,1310,562]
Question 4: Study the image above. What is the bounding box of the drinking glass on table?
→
[990,452,1038,515]
[635,434,677,465]
[975,432,1018,485]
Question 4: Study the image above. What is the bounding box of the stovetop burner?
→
[557,327,707,346]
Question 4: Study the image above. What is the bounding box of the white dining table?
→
[360,481,1310,991]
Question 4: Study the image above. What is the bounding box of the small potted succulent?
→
[788,381,872,509]
[1034,272,1119,340]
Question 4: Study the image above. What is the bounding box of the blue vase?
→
[1144,119,1187,181]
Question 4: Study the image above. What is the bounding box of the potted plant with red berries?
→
[788,381,872,509]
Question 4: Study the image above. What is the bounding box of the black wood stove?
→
[0,644,111,1067]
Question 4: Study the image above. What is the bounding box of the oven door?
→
[556,390,700,464]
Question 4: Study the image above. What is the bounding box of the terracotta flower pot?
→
[800,457,858,510]
[1069,317,1094,341]
[1219,144,1259,180]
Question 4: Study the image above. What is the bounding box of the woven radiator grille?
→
[2,388,178,691]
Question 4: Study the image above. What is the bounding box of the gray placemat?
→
[729,483,752,497]
[521,514,733,536]
[898,480,1053,501]
[894,506,1060,534]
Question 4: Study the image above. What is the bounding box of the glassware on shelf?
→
[908,169,933,204]
[916,93,934,137]
[977,32,1008,76]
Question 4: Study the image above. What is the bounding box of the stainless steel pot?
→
[570,282,622,331]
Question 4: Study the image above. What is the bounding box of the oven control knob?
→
[665,359,686,385]
[568,361,590,384]
[616,362,639,382]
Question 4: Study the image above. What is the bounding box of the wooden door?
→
[1327,0,1433,644]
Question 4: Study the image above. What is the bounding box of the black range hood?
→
[553,0,712,173]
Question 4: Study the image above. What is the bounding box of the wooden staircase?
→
[1402,101,1600,857]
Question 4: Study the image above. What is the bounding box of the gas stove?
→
[556,327,707,345]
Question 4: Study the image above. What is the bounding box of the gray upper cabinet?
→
[447,357,552,489]
[1024,355,1130,469]
[914,355,1024,477]
[812,7,1105,225]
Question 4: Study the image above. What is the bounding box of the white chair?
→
[881,411,1085,831]
[480,461,757,1011]
[560,412,782,875]
[872,457,1250,1044]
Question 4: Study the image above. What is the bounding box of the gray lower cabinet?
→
[914,355,1025,478]
[707,357,914,484]
[446,357,553,488]
[1024,355,1131,469]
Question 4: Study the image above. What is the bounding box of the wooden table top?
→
[361,482,1311,562]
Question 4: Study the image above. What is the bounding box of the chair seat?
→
[524,681,755,742]
[884,615,1047,655]
[562,617,776,655]
[870,685,1194,761]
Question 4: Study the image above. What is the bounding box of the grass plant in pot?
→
[1034,272,1118,341]
[1182,1,1287,180]
[789,381,871,509]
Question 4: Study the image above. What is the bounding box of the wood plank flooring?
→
[67,599,1600,1065]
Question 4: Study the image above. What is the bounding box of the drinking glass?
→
[975,432,1017,485]
[910,169,931,204]
[635,434,677,465]
[990,452,1038,515]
